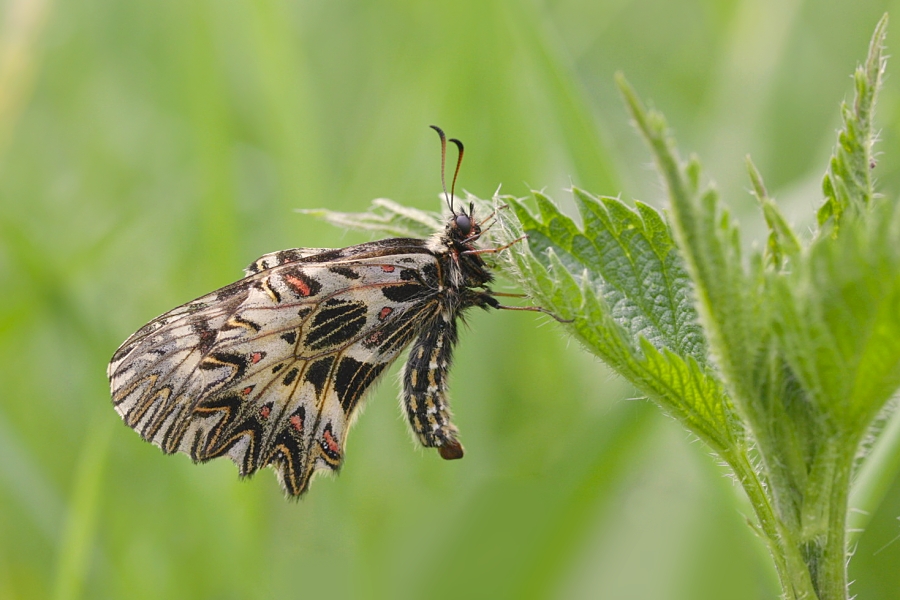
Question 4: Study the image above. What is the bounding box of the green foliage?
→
[498,15,898,600]
[501,190,736,453]
[818,16,887,230]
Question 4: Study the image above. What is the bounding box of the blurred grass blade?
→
[52,419,113,600]
[513,401,657,598]
[0,0,51,159]
[0,411,62,540]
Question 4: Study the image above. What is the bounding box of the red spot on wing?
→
[241,386,254,396]
[323,429,341,454]
[378,307,393,321]
[290,415,303,432]
[259,405,271,419]
[251,352,263,364]
[380,265,395,273]
[285,274,313,296]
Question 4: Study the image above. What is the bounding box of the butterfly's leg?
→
[401,314,464,460]
[472,289,573,323]
[460,235,527,256]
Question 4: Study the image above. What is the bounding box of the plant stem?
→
[755,436,855,600]
[724,450,818,599]
[810,446,854,600]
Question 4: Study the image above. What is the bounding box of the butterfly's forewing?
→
[109,247,443,496]
[243,247,335,276]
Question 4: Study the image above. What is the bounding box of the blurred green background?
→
[2,0,900,598]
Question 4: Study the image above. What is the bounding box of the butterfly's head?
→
[448,202,482,245]
[453,212,472,236]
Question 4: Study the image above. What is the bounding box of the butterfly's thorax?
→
[428,216,494,290]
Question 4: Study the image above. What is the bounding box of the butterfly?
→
[107,126,553,497]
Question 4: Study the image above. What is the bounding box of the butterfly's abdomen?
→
[401,313,464,459]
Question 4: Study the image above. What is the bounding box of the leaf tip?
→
[745,155,768,204]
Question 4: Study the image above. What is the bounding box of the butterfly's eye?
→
[455,214,472,236]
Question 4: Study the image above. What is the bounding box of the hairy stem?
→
[725,449,817,599]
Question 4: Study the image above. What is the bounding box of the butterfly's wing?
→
[243,248,335,276]
[109,246,442,496]
[242,238,431,276]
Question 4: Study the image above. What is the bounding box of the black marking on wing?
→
[277,249,305,265]
[333,356,388,414]
[319,422,342,464]
[421,263,439,286]
[362,329,386,350]
[192,320,217,353]
[192,393,264,476]
[329,266,360,280]
[161,404,190,453]
[215,281,251,301]
[261,278,281,303]
[265,405,308,495]
[222,314,261,332]
[125,383,171,429]
[305,298,368,350]
[199,352,249,382]
[282,367,299,387]
[382,282,425,302]
[140,386,184,441]
[281,330,297,345]
[259,402,273,420]
[305,356,335,397]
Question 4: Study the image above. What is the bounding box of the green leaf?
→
[508,190,707,364]
[817,14,887,230]
[634,340,734,452]
[617,74,767,430]
[498,192,735,454]
[774,200,900,434]
[746,156,801,270]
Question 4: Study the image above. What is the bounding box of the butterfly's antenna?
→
[448,137,464,214]
[430,125,453,213]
